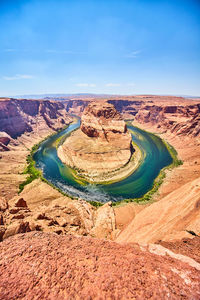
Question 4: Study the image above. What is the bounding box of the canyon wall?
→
[0,98,71,139]
[1,95,200,244]
[135,103,200,137]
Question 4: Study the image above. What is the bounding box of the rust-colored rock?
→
[14,197,27,208]
[0,98,71,139]
[0,226,5,241]
[0,213,4,225]
[3,221,31,239]
[0,197,8,211]
[135,103,200,137]
[159,236,200,264]
[0,232,199,299]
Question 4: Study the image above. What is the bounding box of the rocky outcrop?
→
[0,197,8,212]
[0,132,11,146]
[90,201,116,239]
[135,103,200,137]
[0,132,16,151]
[108,99,144,117]
[0,179,116,241]
[80,102,128,138]
[0,232,199,299]
[0,98,71,140]
[64,99,89,115]
[58,102,135,182]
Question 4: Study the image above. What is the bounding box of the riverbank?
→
[0,127,59,202]
[132,120,200,200]
[34,121,175,203]
[113,120,200,232]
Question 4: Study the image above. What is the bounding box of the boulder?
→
[15,198,28,208]
[3,221,31,239]
[0,197,8,211]
[91,201,115,239]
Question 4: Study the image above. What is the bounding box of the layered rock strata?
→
[0,98,71,146]
[58,102,135,182]
[135,103,200,137]
[0,97,73,201]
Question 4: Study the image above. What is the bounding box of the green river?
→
[33,119,173,203]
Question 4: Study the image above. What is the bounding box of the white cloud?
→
[75,83,96,87]
[125,50,141,58]
[45,49,86,55]
[126,83,135,87]
[3,74,34,81]
[2,49,86,55]
[105,83,121,87]
[3,49,17,52]
[45,49,72,54]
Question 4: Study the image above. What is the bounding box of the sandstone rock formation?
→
[116,178,200,244]
[58,102,134,182]
[0,97,71,139]
[135,103,200,137]
[80,101,128,138]
[0,232,199,299]
[0,95,200,298]
[0,95,200,245]
[1,179,116,241]
[0,97,73,201]
[90,201,116,239]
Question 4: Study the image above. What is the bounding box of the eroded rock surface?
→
[0,232,199,299]
[80,101,128,138]
[135,103,200,137]
[0,97,72,200]
[0,97,71,139]
[159,236,200,264]
[1,179,116,241]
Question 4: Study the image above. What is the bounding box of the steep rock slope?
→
[0,97,72,200]
[0,98,70,140]
[0,232,199,299]
[80,101,128,138]
[135,103,200,137]
[116,178,200,244]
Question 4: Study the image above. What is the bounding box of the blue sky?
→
[0,0,200,96]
